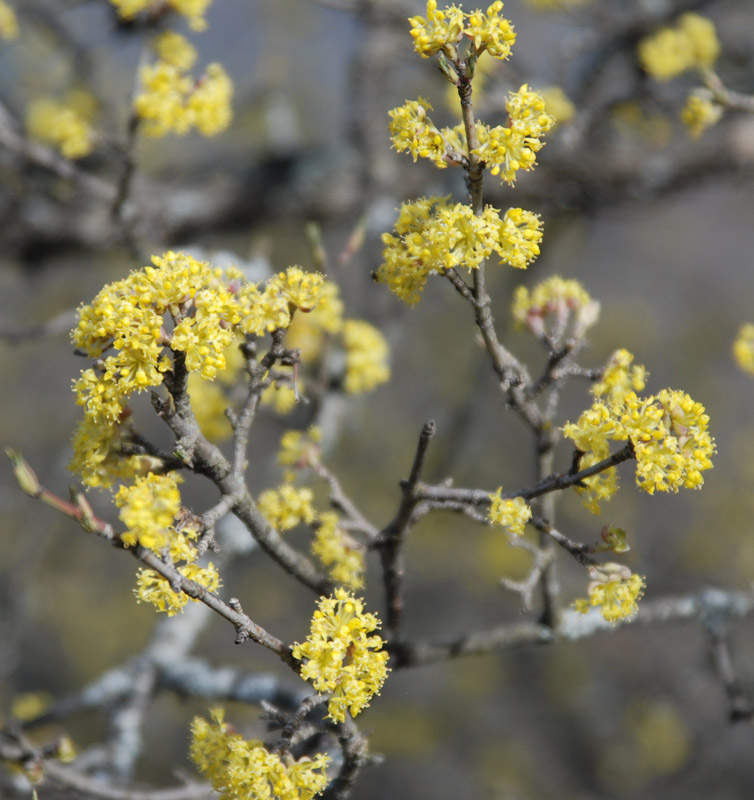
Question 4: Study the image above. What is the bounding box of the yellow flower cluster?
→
[109,0,212,31]
[278,426,322,473]
[312,512,365,589]
[409,1,515,61]
[564,361,715,506]
[154,30,198,70]
[191,708,330,800]
[342,320,390,394]
[114,472,221,615]
[733,323,754,374]
[0,0,18,40]
[378,197,542,305]
[69,253,323,487]
[591,348,647,407]
[292,589,390,723]
[26,90,97,160]
[134,60,232,138]
[258,485,316,532]
[681,89,723,138]
[488,490,531,536]
[389,85,554,184]
[573,563,645,623]
[187,337,246,443]
[474,85,555,183]
[512,276,599,338]
[283,278,390,398]
[638,13,719,82]
[115,472,182,549]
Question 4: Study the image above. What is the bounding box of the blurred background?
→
[2,0,754,798]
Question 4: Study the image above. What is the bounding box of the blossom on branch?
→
[293,590,390,723]
[191,708,330,800]
[573,563,645,624]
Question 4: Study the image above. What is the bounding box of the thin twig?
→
[376,420,437,633]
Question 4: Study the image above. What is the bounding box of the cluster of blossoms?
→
[134,31,232,137]
[488,490,531,537]
[293,590,390,723]
[191,708,329,800]
[0,0,18,40]
[733,323,754,375]
[378,197,542,305]
[258,485,316,532]
[388,85,554,184]
[262,430,365,588]
[563,350,715,510]
[26,90,97,160]
[638,13,719,82]
[512,275,600,339]
[680,89,723,138]
[284,278,390,398]
[115,473,220,615]
[69,251,325,488]
[109,0,212,31]
[408,1,515,61]
[312,512,365,590]
[573,563,646,624]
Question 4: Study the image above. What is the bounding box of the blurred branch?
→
[388,587,754,668]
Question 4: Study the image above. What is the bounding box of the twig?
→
[312,462,380,541]
[376,419,436,633]
[388,587,754,668]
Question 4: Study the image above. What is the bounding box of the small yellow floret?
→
[488,490,531,536]
[681,89,723,138]
[115,472,182,550]
[110,0,211,31]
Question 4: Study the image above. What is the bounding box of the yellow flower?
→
[512,276,599,338]
[292,589,390,723]
[258,484,316,531]
[0,0,18,40]
[342,320,390,394]
[592,349,647,407]
[464,1,516,61]
[278,426,322,470]
[681,89,723,138]
[27,90,97,159]
[574,563,645,623]
[388,97,449,168]
[153,30,197,70]
[488,490,531,536]
[115,472,182,550]
[408,0,466,59]
[563,386,715,503]
[638,13,719,81]
[134,60,232,138]
[191,708,330,800]
[378,198,543,305]
[734,323,754,374]
[312,512,365,589]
